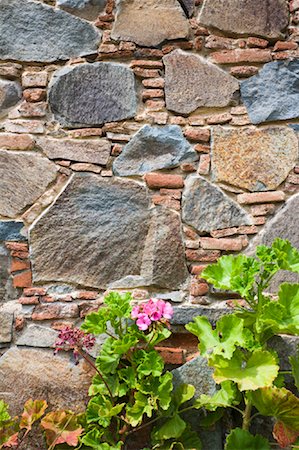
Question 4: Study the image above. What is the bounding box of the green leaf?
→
[157,372,173,410]
[213,350,279,391]
[174,384,195,407]
[250,387,299,431]
[186,315,246,360]
[126,392,154,427]
[19,399,48,434]
[41,411,83,447]
[80,429,104,448]
[271,238,299,273]
[86,396,125,427]
[153,415,186,441]
[135,350,164,378]
[81,308,108,335]
[196,381,240,411]
[112,334,138,355]
[95,338,121,375]
[290,352,299,391]
[225,428,270,450]
[0,402,11,426]
[275,283,299,334]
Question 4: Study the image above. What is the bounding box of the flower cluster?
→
[54,326,95,360]
[131,299,173,331]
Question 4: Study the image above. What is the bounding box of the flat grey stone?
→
[111,0,189,47]
[113,125,197,176]
[0,79,21,116]
[17,325,58,348]
[163,50,239,115]
[49,62,137,127]
[38,137,111,165]
[0,150,58,218]
[199,0,289,39]
[241,60,299,124]
[211,126,298,191]
[182,175,252,233]
[30,174,152,289]
[57,0,106,20]
[172,306,232,326]
[172,355,216,397]
[153,291,187,303]
[0,311,13,343]
[0,0,100,63]
[0,221,26,241]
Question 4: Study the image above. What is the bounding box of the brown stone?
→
[250,204,276,216]
[32,304,79,320]
[4,120,45,134]
[190,278,209,296]
[13,270,32,288]
[23,88,46,102]
[230,66,259,78]
[200,237,245,251]
[17,101,47,118]
[211,127,298,192]
[210,49,272,64]
[185,249,221,262]
[0,133,35,150]
[273,41,298,51]
[22,71,48,88]
[247,37,269,48]
[184,127,210,142]
[144,173,184,189]
[237,191,286,204]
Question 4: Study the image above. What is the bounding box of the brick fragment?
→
[146,111,168,124]
[169,116,187,125]
[194,143,210,153]
[155,347,186,365]
[76,291,98,300]
[0,63,22,79]
[190,278,209,296]
[194,36,204,51]
[205,34,236,50]
[142,89,164,100]
[15,316,25,331]
[272,49,299,60]
[247,37,269,48]
[200,237,245,251]
[250,204,276,216]
[133,68,161,78]
[40,296,56,303]
[10,258,30,273]
[238,191,285,204]
[6,242,28,251]
[13,271,32,288]
[160,188,182,199]
[10,250,29,259]
[290,0,299,12]
[230,106,248,115]
[0,133,35,150]
[145,173,184,189]
[273,41,298,51]
[180,162,197,172]
[71,163,102,174]
[230,114,251,126]
[32,304,79,321]
[206,113,232,125]
[211,49,271,64]
[99,43,118,53]
[253,216,266,225]
[190,265,206,275]
[142,78,165,88]
[198,154,210,175]
[18,101,47,118]
[152,195,180,210]
[183,226,198,240]
[23,287,47,296]
[287,173,299,184]
[134,48,164,58]
[51,321,74,331]
[188,116,205,126]
[23,88,46,102]
[22,71,48,88]
[184,127,210,142]
[185,240,200,249]
[19,296,39,305]
[185,249,220,262]
[230,66,259,78]
[130,60,163,69]
[145,100,165,110]
[69,128,103,138]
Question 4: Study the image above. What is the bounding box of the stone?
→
[49,63,137,127]
[38,137,111,165]
[0,222,26,241]
[241,60,299,124]
[140,208,189,290]
[113,125,197,176]
[111,0,189,47]
[172,305,231,325]
[0,347,93,414]
[199,0,289,39]
[0,79,21,116]
[0,311,13,343]
[163,50,239,114]
[0,134,35,151]
[178,0,194,17]
[182,176,252,233]
[0,0,100,63]
[16,325,58,348]
[0,150,58,218]
[30,174,151,289]
[57,0,106,20]
[211,126,298,192]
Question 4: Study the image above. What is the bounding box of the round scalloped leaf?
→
[225,428,270,450]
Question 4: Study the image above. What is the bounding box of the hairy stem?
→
[242,399,252,431]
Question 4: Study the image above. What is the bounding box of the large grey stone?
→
[163,50,239,114]
[0,150,58,218]
[30,174,152,288]
[241,60,299,124]
[57,0,106,20]
[182,176,252,233]
[0,79,21,116]
[178,0,194,17]
[49,63,137,127]
[38,137,111,165]
[199,0,289,39]
[17,325,58,348]
[0,221,26,241]
[113,125,197,176]
[111,0,189,47]
[0,347,93,415]
[0,0,100,63]
[0,311,13,343]
[172,305,231,326]
[211,126,298,192]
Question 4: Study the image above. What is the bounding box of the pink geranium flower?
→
[131,298,173,330]
[136,313,151,331]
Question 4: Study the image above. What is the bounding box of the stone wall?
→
[0,0,299,425]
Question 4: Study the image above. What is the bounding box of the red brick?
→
[40,296,56,303]
[18,101,47,118]
[185,240,200,249]
[13,271,32,288]
[142,78,165,89]
[142,89,164,101]
[32,304,79,321]
[144,173,184,189]
[10,250,29,259]
[190,265,206,275]
[184,127,210,142]
[76,291,98,300]
[0,133,35,150]
[145,100,165,110]
[238,191,285,204]
[236,225,258,235]
[205,35,236,50]
[247,37,269,48]
[194,36,204,51]
[79,302,101,318]
[185,249,221,262]
[188,116,205,126]
[10,258,30,273]
[180,162,197,172]
[198,154,210,175]
[6,242,28,251]
[133,68,161,78]
[155,347,186,365]
[134,48,164,58]
[273,41,298,51]
[272,49,299,60]
[190,278,209,296]
[130,60,163,69]
[146,111,168,125]
[169,116,187,125]
[111,143,122,156]
[23,88,46,102]
[152,195,180,210]
[250,204,276,216]
[287,173,299,184]
[200,237,245,251]
[183,226,199,240]
[229,66,259,78]
[51,321,75,331]
[23,287,47,296]
[253,216,266,225]
[15,316,25,331]
[19,296,39,305]
[99,43,118,54]
[206,113,232,125]
[194,143,210,153]
[211,49,271,64]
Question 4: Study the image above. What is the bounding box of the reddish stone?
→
[40,296,56,303]
[6,242,28,251]
[10,250,29,259]
[198,154,210,175]
[194,143,210,153]
[130,60,163,68]
[145,100,165,110]
[15,316,25,331]
[247,37,269,48]
[77,291,98,300]
[253,216,267,225]
[23,88,46,102]
[190,265,206,275]
[238,191,285,204]
[133,68,161,78]
[206,113,232,124]
[184,127,210,142]
[142,89,164,101]
[273,41,298,51]
[23,287,47,296]
[190,278,209,296]
[18,101,47,118]
[185,249,221,262]
[144,173,184,189]
[250,204,276,216]
[160,188,182,199]
[69,128,103,138]
[272,49,299,60]
[0,133,35,150]
[32,304,79,321]
[51,321,74,330]
[183,226,198,240]
[200,237,245,251]
[230,66,259,78]
[152,195,180,210]
[18,296,39,305]
[22,71,48,88]
[142,78,165,88]
[155,347,186,365]
[211,49,272,64]
[134,48,164,58]
[188,116,205,126]
[10,258,30,273]
[180,162,197,172]
[13,271,32,288]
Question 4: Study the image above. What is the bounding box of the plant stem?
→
[242,398,252,431]
[77,348,114,402]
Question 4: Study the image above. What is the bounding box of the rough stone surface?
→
[0,79,21,116]
[38,137,111,165]
[241,60,299,124]
[0,222,26,241]
[178,0,194,17]
[111,0,189,47]
[113,125,197,176]
[0,150,58,218]
[172,355,216,397]
[17,325,58,348]
[182,176,252,233]
[163,50,239,114]
[0,347,93,414]
[49,63,137,127]
[212,126,298,191]
[172,306,232,325]
[0,0,100,63]
[199,0,289,39]
[0,311,13,343]
[57,0,106,20]
[31,174,152,289]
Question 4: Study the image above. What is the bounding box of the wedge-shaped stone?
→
[49,63,137,127]
[241,60,299,124]
[182,176,252,233]
[113,125,197,176]
[0,0,100,62]
[0,150,58,218]
[0,79,21,116]
[57,0,106,21]
[163,50,239,114]
[38,137,111,165]
[111,0,189,47]
[212,127,298,192]
[199,0,289,39]
[30,175,152,288]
